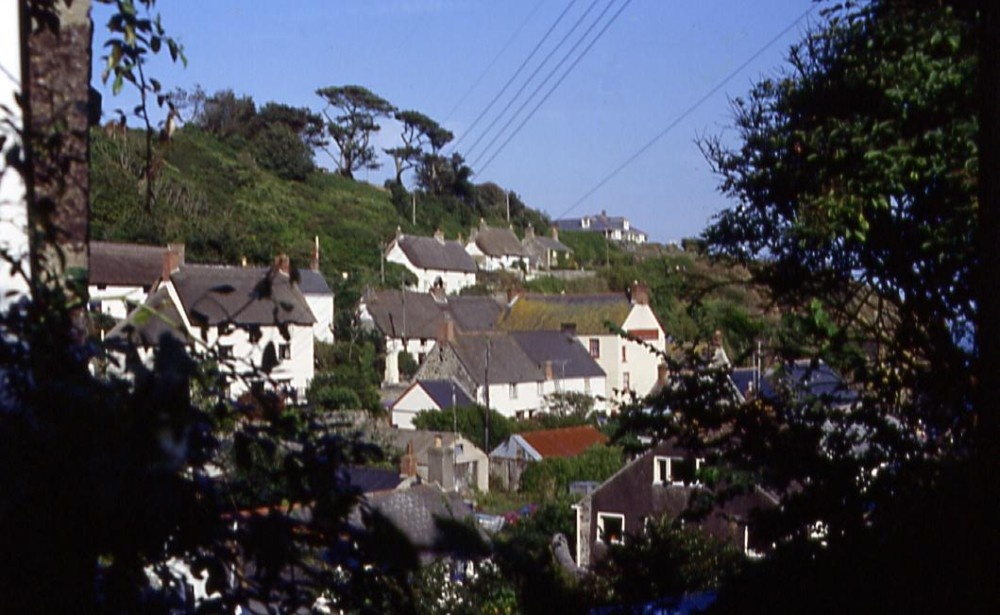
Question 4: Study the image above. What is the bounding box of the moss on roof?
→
[499,294,630,334]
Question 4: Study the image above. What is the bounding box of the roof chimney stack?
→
[630,281,650,305]
[161,247,181,281]
[273,254,291,276]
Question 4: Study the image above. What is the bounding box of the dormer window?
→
[653,455,704,486]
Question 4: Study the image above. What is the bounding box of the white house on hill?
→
[385,228,477,293]
[500,283,666,406]
[108,254,316,401]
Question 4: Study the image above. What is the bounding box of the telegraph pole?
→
[484,337,491,452]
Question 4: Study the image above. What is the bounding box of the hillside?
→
[90,126,776,360]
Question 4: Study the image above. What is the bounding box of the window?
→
[621,346,627,363]
[537,382,544,396]
[509,383,518,399]
[653,456,704,486]
[589,338,600,358]
[218,344,234,360]
[279,343,292,360]
[584,378,591,394]
[622,372,631,391]
[597,512,625,545]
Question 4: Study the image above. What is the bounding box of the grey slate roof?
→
[554,212,648,238]
[351,484,478,552]
[89,241,165,287]
[451,332,545,386]
[509,330,606,379]
[444,296,503,332]
[297,269,333,295]
[417,379,475,409]
[472,225,526,257]
[364,291,502,339]
[170,265,315,327]
[396,235,477,272]
[731,360,855,405]
[343,466,404,494]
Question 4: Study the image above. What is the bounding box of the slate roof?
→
[500,293,632,334]
[170,265,316,327]
[343,466,404,494]
[445,296,503,332]
[731,360,855,405]
[471,224,526,257]
[297,269,333,295]
[523,235,571,253]
[451,332,545,386]
[350,485,478,552]
[89,241,165,287]
[396,235,477,272]
[416,379,475,409]
[105,286,191,346]
[509,330,606,378]
[517,425,608,458]
[364,291,503,339]
[554,212,648,239]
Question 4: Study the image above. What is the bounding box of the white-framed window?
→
[509,383,518,399]
[622,371,631,391]
[653,455,704,486]
[621,346,627,363]
[589,338,600,358]
[218,344,234,360]
[597,512,625,545]
[279,343,291,360]
[537,381,544,396]
[584,378,591,394]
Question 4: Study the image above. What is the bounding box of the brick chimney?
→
[545,360,554,380]
[437,314,455,344]
[630,281,650,305]
[400,441,417,478]
[550,226,559,241]
[161,247,181,281]
[273,254,291,276]
[433,228,445,244]
[561,322,577,336]
[166,242,185,266]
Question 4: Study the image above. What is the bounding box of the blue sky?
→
[91,0,818,243]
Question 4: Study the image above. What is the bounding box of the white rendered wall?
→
[0,3,28,310]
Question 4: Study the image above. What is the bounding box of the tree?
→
[642,1,990,611]
[194,88,257,142]
[384,109,453,185]
[316,85,396,179]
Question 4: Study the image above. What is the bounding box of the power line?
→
[477,0,632,175]
[443,0,547,121]
[464,0,604,162]
[469,0,610,166]
[555,2,818,221]
[449,0,579,153]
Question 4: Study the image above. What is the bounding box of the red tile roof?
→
[520,425,608,458]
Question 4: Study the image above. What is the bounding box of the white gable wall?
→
[386,242,476,293]
[391,383,443,429]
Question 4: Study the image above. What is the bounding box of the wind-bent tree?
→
[618,2,992,612]
[316,85,395,179]
[383,109,453,185]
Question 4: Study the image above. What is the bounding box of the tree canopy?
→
[626,1,990,611]
[316,85,396,179]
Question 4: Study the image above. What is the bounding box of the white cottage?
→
[385,228,477,293]
[500,283,667,406]
[108,254,316,401]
